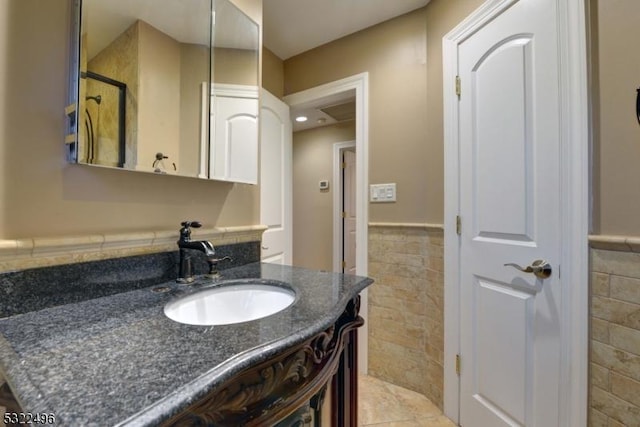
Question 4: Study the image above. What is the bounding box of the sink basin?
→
[164,280,296,326]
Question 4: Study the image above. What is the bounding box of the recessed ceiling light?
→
[295,116,308,122]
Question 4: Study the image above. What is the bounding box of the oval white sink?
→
[164,281,296,326]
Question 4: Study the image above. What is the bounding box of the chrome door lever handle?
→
[504,259,552,279]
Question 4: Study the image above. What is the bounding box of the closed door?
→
[458,0,562,425]
[260,89,292,265]
[343,149,356,275]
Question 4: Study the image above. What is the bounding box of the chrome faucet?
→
[176,221,233,283]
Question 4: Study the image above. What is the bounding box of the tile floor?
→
[358,375,456,427]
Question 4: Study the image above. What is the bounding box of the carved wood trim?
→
[162,297,363,427]
[0,382,22,414]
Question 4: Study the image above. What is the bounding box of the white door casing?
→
[443,0,589,426]
[260,89,292,265]
[285,73,369,373]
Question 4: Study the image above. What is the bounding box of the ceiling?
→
[290,91,357,132]
[263,0,431,60]
[83,0,258,60]
[264,0,431,131]
[84,0,431,132]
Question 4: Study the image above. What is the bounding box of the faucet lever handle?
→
[180,220,202,228]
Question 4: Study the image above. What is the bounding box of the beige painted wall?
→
[591,0,640,236]
[0,2,7,237]
[262,47,284,98]
[283,0,640,235]
[284,0,484,224]
[213,48,259,86]
[230,0,263,90]
[0,0,260,240]
[292,122,355,271]
[230,0,261,25]
[180,43,209,177]
[137,21,182,172]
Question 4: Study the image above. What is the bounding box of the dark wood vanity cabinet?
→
[162,296,363,427]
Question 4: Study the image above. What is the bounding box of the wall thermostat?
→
[319,180,330,190]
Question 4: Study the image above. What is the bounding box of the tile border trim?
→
[589,234,640,253]
[368,222,444,231]
[0,225,267,273]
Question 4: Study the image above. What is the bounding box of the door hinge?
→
[341,211,346,218]
[342,260,346,269]
[456,215,461,235]
[455,75,461,98]
[341,162,346,169]
[456,354,461,376]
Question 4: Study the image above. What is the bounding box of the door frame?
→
[442,0,590,425]
[284,72,370,373]
[332,140,356,273]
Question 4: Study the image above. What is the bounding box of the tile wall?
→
[367,223,445,408]
[368,228,640,424]
[590,245,640,426]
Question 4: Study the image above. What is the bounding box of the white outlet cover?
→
[370,183,396,202]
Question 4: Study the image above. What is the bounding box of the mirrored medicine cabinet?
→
[65,0,260,184]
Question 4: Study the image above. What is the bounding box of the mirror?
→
[209,0,260,184]
[66,0,260,183]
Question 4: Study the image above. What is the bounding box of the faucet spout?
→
[179,240,215,257]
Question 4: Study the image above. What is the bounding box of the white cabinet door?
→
[209,85,258,184]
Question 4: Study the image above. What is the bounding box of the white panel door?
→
[343,149,356,275]
[458,0,562,426]
[260,90,292,265]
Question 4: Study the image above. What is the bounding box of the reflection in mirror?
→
[66,0,261,183]
[71,0,211,178]
[209,0,260,184]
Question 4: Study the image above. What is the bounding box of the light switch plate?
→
[370,183,396,203]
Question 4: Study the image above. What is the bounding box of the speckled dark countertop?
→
[0,262,373,426]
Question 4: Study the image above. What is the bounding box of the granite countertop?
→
[0,262,373,426]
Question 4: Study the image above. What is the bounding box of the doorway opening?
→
[285,72,370,372]
[333,141,356,274]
